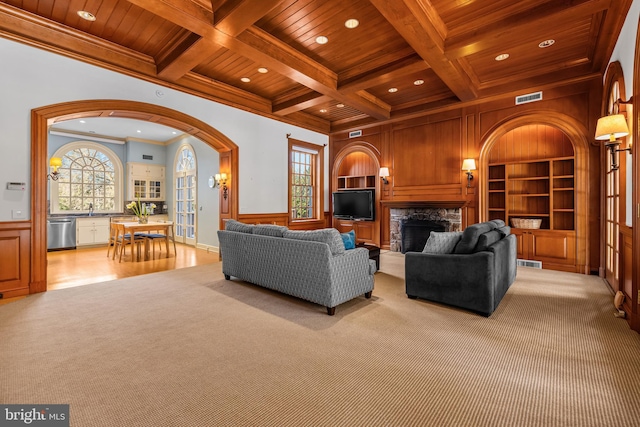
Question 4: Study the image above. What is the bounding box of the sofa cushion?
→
[489,219,506,229]
[253,224,287,237]
[454,222,495,254]
[225,219,254,234]
[475,230,504,252]
[422,231,462,254]
[283,228,346,255]
[341,230,356,250]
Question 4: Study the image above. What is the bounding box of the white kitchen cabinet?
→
[127,163,165,201]
[76,217,110,247]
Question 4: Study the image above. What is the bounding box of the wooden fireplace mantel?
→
[380,200,468,209]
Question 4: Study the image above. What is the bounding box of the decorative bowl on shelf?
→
[511,218,542,229]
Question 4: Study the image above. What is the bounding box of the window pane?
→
[56,145,118,213]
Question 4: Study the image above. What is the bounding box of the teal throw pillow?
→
[341,230,356,250]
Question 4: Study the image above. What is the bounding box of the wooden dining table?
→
[119,221,174,261]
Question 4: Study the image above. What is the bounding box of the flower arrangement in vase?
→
[127,197,156,224]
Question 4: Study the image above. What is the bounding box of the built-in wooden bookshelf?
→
[336,174,376,190]
[488,157,576,272]
[488,157,574,231]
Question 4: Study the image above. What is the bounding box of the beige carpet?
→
[2,253,640,426]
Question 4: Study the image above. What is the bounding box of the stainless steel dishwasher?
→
[47,217,77,250]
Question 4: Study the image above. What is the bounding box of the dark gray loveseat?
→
[405,220,517,316]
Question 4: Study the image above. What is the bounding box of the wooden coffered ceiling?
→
[0,0,632,134]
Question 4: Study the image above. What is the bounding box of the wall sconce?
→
[461,158,476,188]
[48,157,62,181]
[379,167,390,184]
[210,173,228,200]
[595,114,630,171]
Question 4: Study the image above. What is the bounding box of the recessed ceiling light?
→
[414,80,424,86]
[79,120,86,124]
[336,103,345,108]
[388,87,398,93]
[136,130,141,133]
[315,36,328,45]
[241,77,251,83]
[538,39,555,48]
[77,11,96,21]
[345,19,359,29]
[172,131,177,135]
[257,67,268,73]
[495,53,510,61]
[319,109,328,113]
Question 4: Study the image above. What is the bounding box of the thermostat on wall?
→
[6,182,26,190]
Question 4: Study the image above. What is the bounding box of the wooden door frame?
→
[478,112,591,273]
[30,99,239,293]
[630,15,640,332]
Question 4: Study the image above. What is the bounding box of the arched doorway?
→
[479,112,591,273]
[31,100,239,293]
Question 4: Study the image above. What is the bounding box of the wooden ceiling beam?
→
[214,0,286,36]
[233,27,390,119]
[128,0,390,119]
[369,0,478,101]
[444,0,611,59]
[126,0,214,35]
[156,35,223,81]
[339,56,430,93]
[273,93,331,116]
[152,0,285,81]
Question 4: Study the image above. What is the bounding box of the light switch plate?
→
[12,209,25,219]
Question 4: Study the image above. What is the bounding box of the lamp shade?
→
[461,158,476,171]
[379,167,390,178]
[595,114,629,141]
[49,157,62,168]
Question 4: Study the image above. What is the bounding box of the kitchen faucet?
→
[88,203,93,216]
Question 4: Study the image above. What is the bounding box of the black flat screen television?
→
[332,190,375,220]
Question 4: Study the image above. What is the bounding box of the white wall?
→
[0,37,328,222]
[608,0,639,226]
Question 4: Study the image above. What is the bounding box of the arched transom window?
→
[51,141,123,214]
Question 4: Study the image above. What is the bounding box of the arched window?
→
[50,141,123,214]
[174,144,197,246]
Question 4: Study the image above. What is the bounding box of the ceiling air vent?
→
[515,91,542,105]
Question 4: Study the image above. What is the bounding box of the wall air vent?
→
[349,130,363,138]
[517,259,542,269]
[142,155,153,160]
[515,91,543,105]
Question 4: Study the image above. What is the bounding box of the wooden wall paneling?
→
[631,15,640,333]
[0,222,31,298]
[620,226,634,325]
[238,213,289,226]
[392,117,462,188]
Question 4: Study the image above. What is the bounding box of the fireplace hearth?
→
[400,219,446,253]
[390,207,461,252]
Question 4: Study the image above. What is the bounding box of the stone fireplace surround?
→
[389,207,462,252]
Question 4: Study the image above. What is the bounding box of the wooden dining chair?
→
[113,223,145,262]
[140,221,177,259]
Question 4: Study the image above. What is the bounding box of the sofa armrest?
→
[327,247,375,307]
[405,251,495,316]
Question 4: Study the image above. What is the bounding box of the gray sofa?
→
[405,220,517,316]
[217,220,376,315]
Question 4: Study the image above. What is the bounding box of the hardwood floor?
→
[0,243,220,305]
